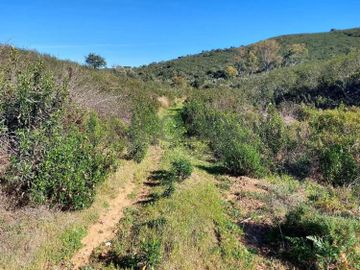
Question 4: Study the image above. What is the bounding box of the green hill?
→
[137,28,360,85]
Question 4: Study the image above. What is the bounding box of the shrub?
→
[320,144,359,186]
[222,140,264,177]
[182,99,266,177]
[1,62,66,132]
[224,66,238,78]
[278,206,360,269]
[171,158,193,181]
[140,238,162,268]
[260,105,287,155]
[128,101,160,163]
[30,126,110,210]
[1,58,123,210]
[128,139,148,163]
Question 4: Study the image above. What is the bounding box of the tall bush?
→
[1,58,123,210]
[320,145,359,186]
[128,101,160,163]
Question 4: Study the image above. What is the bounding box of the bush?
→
[140,238,162,268]
[260,105,287,155]
[222,140,264,177]
[1,62,66,132]
[171,158,193,182]
[1,58,124,210]
[278,206,360,269]
[128,101,160,163]
[320,144,359,186]
[182,99,266,177]
[30,126,111,210]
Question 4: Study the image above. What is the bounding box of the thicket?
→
[182,91,359,186]
[182,99,265,177]
[0,52,124,210]
[170,158,193,182]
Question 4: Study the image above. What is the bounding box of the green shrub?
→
[30,127,110,210]
[260,105,287,155]
[1,59,124,210]
[1,62,66,132]
[279,206,360,269]
[140,238,162,268]
[320,144,359,186]
[128,101,160,163]
[171,158,193,182]
[182,99,266,177]
[222,140,264,177]
[128,139,148,163]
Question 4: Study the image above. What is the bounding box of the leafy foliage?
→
[278,205,360,269]
[182,99,265,177]
[320,145,359,186]
[170,158,193,181]
[85,53,107,69]
[128,100,160,163]
[0,54,124,210]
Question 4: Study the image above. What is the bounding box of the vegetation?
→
[85,53,107,69]
[138,28,360,85]
[128,100,160,163]
[170,158,193,181]
[1,27,360,270]
[272,204,360,269]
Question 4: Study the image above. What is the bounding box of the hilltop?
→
[137,27,360,85]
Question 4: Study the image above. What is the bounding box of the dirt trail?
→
[71,182,135,269]
[71,146,162,269]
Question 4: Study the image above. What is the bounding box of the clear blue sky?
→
[0,0,359,67]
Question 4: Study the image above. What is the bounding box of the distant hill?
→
[137,28,360,84]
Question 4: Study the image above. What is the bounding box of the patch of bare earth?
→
[224,176,296,270]
[157,96,170,108]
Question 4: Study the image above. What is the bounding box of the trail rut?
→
[70,182,135,269]
[70,146,162,269]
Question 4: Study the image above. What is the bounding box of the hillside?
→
[137,28,360,85]
[1,26,360,270]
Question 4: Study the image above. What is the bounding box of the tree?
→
[235,47,259,75]
[283,43,308,66]
[253,40,282,71]
[246,49,260,74]
[85,53,107,69]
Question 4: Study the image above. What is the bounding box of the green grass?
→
[87,101,255,270]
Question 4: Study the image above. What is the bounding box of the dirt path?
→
[70,182,135,269]
[71,146,162,269]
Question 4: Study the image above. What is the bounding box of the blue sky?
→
[0,0,359,67]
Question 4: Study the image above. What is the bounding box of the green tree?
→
[283,43,308,66]
[85,53,107,69]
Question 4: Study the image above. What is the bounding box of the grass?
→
[87,101,255,270]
